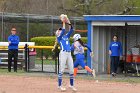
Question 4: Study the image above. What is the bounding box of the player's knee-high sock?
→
[74,68,78,76]
[58,73,62,86]
[69,74,74,86]
[85,66,92,73]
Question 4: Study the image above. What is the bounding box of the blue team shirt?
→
[109,41,122,56]
[57,27,73,51]
[8,35,19,50]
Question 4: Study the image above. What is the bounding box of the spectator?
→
[109,35,122,77]
[8,27,19,72]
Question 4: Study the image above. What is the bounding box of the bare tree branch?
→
[116,6,140,15]
[116,7,131,15]
[95,0,106,6]
[59,6,83,15]
[74,3,86,8]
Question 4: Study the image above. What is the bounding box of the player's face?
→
[113,36,117,42]
[11,28,16,35]
[57,30,62,36]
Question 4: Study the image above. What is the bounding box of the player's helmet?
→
[73,34,81,41]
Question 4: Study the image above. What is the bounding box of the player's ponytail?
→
[78,39,85,47]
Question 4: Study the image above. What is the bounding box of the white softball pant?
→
[59,51,74,74]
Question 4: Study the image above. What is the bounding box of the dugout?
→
[84,15,140,74]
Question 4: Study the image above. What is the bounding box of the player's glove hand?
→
[60,14,69,23]
[90,52,94,57]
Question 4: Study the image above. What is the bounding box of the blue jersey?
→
[8,35,19,50]
[109,41,122,56]
[57,27,73,51]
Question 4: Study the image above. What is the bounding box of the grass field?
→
[35,59,55,65]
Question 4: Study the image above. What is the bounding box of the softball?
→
[60,14,69,23]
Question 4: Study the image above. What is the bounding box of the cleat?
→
[69,85,77,91]
[92,69,96,78]
[58,86,66,91]
[111,72,116,77]
[111,72,114,77]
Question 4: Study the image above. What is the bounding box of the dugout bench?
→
[0,49,25,69]
[0,42,35,70]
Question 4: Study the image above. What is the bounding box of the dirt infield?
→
[0,75,139,93]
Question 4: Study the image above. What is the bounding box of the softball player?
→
[56,21,76,91]
[71,34,96,78]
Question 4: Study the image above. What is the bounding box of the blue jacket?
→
[8,35,19,50]
[109,41,122,56]
[57,26,73,51]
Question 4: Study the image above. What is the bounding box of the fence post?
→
[41,49,44,72]
[124,22,128,76]
[24,44,28,72]
[27,47,30,72]
[54,46,59,74]
[54,52,57,74]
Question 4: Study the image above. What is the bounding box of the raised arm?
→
[66,18,74,38]
[84,44,92,52]
[66,25,74,38]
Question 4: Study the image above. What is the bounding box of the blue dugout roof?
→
[84,15,140,22]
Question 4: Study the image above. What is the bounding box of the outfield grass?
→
[0,69,25,75]
[35,59,55,65]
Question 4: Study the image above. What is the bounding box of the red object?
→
[133,55,140,63]
[29,49,37,56]
[126,55,132,63]
[123,55,132,63]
